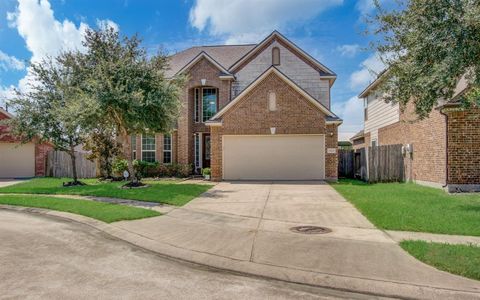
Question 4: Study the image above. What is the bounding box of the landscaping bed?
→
[0,194,160,223]
[401,241,480,281]
[0,178,213,206]
[331,179,480,236]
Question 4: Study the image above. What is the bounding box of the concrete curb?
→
[2,205,479,300]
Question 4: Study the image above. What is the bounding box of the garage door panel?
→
[0,143,35,178]
[223,135,325,180]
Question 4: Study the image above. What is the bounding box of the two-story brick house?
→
[359,72,480,192]
[127,31,342,181]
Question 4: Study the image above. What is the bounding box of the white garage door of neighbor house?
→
[0,142,35,178]
[223,135,325,180]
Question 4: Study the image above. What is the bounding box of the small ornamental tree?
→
[82,28,185,185]
[8,52,96,185]
[83,128,122,178]
[369,0,480,117]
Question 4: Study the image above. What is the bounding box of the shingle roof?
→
[165,44,256,78]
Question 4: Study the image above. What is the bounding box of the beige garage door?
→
[0,142,35,178]
[223,135,325,180]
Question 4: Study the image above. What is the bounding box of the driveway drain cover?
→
[290,226,332,234]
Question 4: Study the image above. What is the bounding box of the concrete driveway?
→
[0,179,26,188]
[113,181,480,298]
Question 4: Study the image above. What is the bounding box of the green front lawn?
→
[0,178,212,206]
[0,194,160,223]
[331,179,480,236]
[401,241,480,281]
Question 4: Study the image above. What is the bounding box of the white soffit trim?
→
[211,67,336,120]
[229,31,336,77]
[176,51,231,76]
[326,120,343,125]
[205,121,223,126]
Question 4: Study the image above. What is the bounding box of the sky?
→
[0,0,386,140]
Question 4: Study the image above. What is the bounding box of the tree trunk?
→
[69,145,78,183]
[120,130,138,183]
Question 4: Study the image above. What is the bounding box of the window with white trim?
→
[194,88,200,123]
[142,134,156,162]
[194,133,200,169]
[202,88,217,122]
[163,134,172,164]
[131,135,136,160]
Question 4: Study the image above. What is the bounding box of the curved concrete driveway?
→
[113,181,480,298]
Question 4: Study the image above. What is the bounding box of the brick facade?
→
[210,72,338,181]
[0,110,52,177]
[377,101,447,186]
[177,57,232,166]
[443,107,480,187]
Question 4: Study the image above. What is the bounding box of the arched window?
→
[272,47,280,65]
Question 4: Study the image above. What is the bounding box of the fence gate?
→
[367,144,404,183]
[46,151,97,178]
[338,149,354,178]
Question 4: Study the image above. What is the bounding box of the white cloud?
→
[4,0,118,103]
[189,0,344,44]
[96,19,119,32]
[0,85,17,110]
[349,53,385,90]
[337,44,360,58]
[0,51,25,71]
[8,0,90,63]
[333,96,364,141]
[355,0,376,16]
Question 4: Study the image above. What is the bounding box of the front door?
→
[202,134,211,168]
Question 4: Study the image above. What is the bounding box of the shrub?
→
[112,159,128,176]
[134,160,159,178]
[202,168,211,176]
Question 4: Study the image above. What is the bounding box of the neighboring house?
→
[358,73,480,192]
[350,130,365,150]
[338,141,353,150]
[0,107,52,178]
[126,31,342,181]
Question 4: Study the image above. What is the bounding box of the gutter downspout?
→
[439,108,449,189]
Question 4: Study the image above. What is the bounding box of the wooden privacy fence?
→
[338,144,404,182]
[368,144,404,183]
[46,151,96,178]
[338,149,354,178]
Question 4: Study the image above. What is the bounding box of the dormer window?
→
[272,47,280,66]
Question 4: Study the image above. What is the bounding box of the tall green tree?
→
[82,28,185,183]
[370,0,480,117]
[8,53,96,184]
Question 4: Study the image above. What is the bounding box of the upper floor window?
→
[131,135,137,160]
[202,88,218,122]
[142,134,156,163]
[272,47,280,66]
[364,107,368,121]
[163,134,172,164]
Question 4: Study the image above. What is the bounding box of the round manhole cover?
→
[289,226,332,234]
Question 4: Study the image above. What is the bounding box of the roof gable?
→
[208,66,340,124]
[229,31,336,77]
[174,51,231,76]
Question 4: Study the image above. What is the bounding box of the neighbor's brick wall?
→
[210,72,337,181]
[1,111,52,176]
[176,57,231,166]
[443,107,480,185]
[377,101,447,185]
